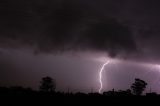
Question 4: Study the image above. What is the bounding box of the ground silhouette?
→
[0,77,159,105]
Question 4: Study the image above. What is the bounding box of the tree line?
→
[0,76,158,97]
[39,76,148,96]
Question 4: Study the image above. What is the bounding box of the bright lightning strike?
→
[99,60,110,94]
[96,57,160,94]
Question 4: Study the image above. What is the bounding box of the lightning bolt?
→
[99,60,110,93]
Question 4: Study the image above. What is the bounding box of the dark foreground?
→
[0,87,159,105]
[0,93,160,105]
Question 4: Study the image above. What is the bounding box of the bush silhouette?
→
[131,78,147,95]
[39,76,56,92]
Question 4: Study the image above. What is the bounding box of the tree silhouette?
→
[39,76,56,92]
[131,78,147,96]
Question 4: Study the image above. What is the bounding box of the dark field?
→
[0,87,159,105]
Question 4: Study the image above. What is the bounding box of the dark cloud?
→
[1,0,160,92]
[0,0,137,57]
[1,0,160,61]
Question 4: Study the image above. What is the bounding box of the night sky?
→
[1,0,160,93]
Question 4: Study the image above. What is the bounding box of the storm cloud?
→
[1,0,160,92]
[0,0,137,57]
